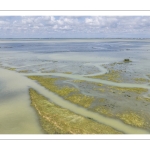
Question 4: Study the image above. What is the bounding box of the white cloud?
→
[53,25,58,29]
[21,17,34,24]
[0,16,150,38]
[60,25,71,30]
[33,26,39,29]
[0,20,9,26]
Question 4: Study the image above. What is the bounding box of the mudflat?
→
[1,39,150,134]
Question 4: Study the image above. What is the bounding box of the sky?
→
[0,16,150,38]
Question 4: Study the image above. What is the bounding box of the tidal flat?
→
[1,38,150,134]
[29,88,121,134]
[27,74,150,130]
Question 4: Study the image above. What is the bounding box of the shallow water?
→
[1,39,150,134]
[24,72,150,90]
[0,68,44,134]
[0,68,149,134]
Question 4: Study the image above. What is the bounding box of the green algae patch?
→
[41,70,56,73]
[96,83,103,86]
[91,81,147,95]
[97,88,105,92]
[136,96,150,102]
[28,76,94,108]
[50,70,56,73]
[73,80,85,83]
[64,72,72,74]
[134,78,150,84]
[28,76,149,129]
[18,70,29,73]
[90,70,122,83]
[66,94,94,108]
[108,86,148,94]
[6,67,16,71]
[143,97,150,102]
[98,98,106,102]
[94,106,112,117]
[56,86,78,97]
[29,89,122,134]
[116,112,145,128]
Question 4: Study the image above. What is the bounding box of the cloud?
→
[85,17,118,28]
[0,16,150,38]
[0,20,9,26]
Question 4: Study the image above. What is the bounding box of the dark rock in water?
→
[124,59,131,62]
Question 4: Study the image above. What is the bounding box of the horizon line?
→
[0,38,149,39]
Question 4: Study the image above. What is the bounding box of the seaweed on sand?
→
[28,76,94,108]
[29,88,122,134]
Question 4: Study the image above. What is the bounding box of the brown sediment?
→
[29,88,122,134]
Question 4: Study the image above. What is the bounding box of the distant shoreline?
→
[0,38,150,39]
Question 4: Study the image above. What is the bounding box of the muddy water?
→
[1,68,148,134]
[82,63,109,77]
[0,68,44,134]
[24,72,150,89]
